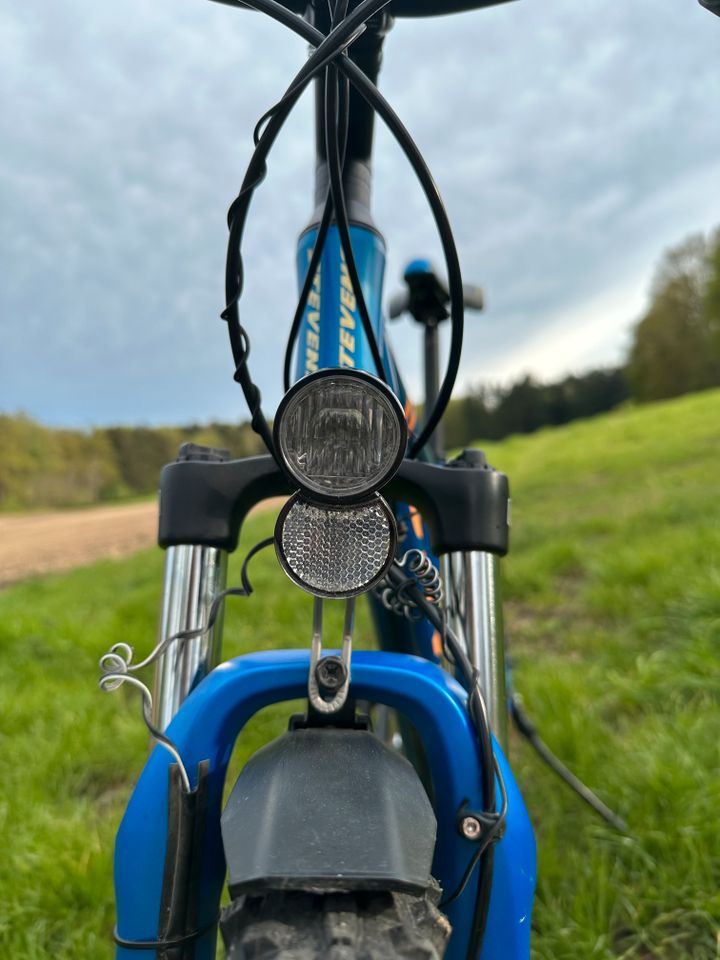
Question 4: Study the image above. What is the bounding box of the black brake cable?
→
[282,50,350,390]
[443,563,629,836]
[221,0,392,454]
[284,0,390,386]
[509,693,628,833]
[323,0,390,384]
[385,562,502,954]
[215,0,464,458]
[252,24,364,147]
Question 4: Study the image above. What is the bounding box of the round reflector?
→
[275,493,397,599]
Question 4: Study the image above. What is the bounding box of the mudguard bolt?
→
[316,656,348,692]
[460,816,482,840]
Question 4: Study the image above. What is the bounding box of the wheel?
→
[220,888,452,959]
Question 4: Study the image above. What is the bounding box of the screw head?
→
[316,656,347,692]
[460,816,482,840]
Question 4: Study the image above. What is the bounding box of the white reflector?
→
[275,493,396,599]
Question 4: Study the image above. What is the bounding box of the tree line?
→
[443,368,628,449]
[627,230,720,402]
[446,225,720,448]
[0,417,263,511]
[2,226,718,511]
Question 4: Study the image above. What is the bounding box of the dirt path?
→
[0,498,285,587]
[0,502,158,586]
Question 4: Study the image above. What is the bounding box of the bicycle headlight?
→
[275,492,396,599]
[273,369,407,502]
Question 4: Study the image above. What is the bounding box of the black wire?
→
[161,537,275,651]
[510,693,628,834]
[283,196,332,391]
[438,603,457,667]
[282,60,351,391]
[274,1,390,389]
[385,563,500,953]
[222,0,389,452]
[439,754,508,907]
[252,22,366,147]
[323,0,390,383]
[217,0,464,458]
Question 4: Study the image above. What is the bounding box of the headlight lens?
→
[274,369,406,501]
[275,493,396,599]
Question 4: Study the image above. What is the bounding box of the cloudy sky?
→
[2,0,719,427]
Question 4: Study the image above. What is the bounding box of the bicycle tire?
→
[220,888,451,959]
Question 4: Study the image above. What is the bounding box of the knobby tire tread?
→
[221,888,451,959]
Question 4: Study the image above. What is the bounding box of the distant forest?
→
[446,224,720,447]
[442,367,628,449]
[0,418,263,511]
[2,226,719,511]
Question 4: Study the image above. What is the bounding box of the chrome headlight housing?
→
[273,369,407,503]
[273,369,406,599]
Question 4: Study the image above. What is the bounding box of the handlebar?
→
[388,262,484,323]
[210,0,518,19]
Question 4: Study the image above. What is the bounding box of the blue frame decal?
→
[114,651,535,960]
[296,223,390,382]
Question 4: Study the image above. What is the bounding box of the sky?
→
[2,0,720,427]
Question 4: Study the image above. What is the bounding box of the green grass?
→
[0,513,374,958]
[1,389,719,957]
[478,389,720,959]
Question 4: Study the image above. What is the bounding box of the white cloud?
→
[2,0,720,425]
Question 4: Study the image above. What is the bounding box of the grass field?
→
[1,389,719,958]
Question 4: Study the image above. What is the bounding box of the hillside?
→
[479,388,720,959]
[0,390,718,958]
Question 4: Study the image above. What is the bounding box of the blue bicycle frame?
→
[293,219,537,955]
[112,217,536,958]
[107,0,539,945]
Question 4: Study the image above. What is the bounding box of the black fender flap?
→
[221,728,437,897]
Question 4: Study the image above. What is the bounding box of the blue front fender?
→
[114,650,535,960]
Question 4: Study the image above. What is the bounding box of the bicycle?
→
[97,0,720,957]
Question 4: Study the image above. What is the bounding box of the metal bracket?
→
[307,597,354,714]
[456,798,505,844]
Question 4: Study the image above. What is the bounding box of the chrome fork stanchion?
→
[152,544,228,732]
[444,550,508,751]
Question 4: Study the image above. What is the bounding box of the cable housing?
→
[216,0,466,458]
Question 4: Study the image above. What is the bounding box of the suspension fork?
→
[151,444,230,732]
[425,433,508,752]
[441,549,508,751]
[152,543,228,731]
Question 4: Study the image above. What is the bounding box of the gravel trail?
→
[0,497,286,587]
[0,502,159,586]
